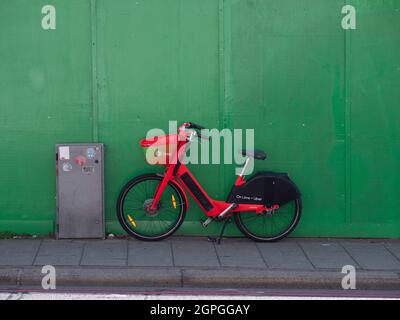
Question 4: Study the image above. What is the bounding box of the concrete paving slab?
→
[341,242,400,270]
[384,242,400,261]
[256,242,314,270]
[299,241,357,269]
[34,240,84,266]
[128,240,173,267]
[215,241,266,268]
[0,240,41,266]
[1,237,400,290]
[80,240,127,266]
[171,239,220,267]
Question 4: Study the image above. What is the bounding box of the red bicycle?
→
[117,122,302,242]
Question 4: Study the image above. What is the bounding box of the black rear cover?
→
[227,172,300,206]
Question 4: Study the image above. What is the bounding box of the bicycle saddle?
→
[241,149,267,160]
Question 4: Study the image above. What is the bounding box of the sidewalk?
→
[1,237,400,290]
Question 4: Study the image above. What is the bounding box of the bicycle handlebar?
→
[186,122,205,130]
[179,122,210,141]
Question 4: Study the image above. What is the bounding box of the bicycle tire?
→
[234,198,302,242]
[116,174,186,241]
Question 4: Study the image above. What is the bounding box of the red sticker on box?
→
[74,155,87,166]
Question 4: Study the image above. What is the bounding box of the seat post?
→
[239,157,250,177]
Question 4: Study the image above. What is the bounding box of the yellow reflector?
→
[171,194,177,209]
[127,214,137,228]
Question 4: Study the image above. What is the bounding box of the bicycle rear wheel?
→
[116,174,186,241]
[234,198,302,242]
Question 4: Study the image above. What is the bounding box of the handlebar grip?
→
[188,122,205,130]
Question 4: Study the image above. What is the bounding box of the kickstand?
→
[207,217,231,245]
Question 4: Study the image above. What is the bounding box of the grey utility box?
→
[56,143,105,239]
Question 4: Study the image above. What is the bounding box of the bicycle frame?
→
[146,130,274,218]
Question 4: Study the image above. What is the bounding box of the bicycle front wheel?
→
[116,174,186,241]
[234,198,302,242]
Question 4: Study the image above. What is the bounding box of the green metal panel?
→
[0,0,399,237]
[349,0,400,235]
[0,0,93,234]
[224,0,347,237]
[94,0,224,236]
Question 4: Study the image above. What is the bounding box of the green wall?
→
[0,0,399,237]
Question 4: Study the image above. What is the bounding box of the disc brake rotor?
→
[143,198,161,216]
